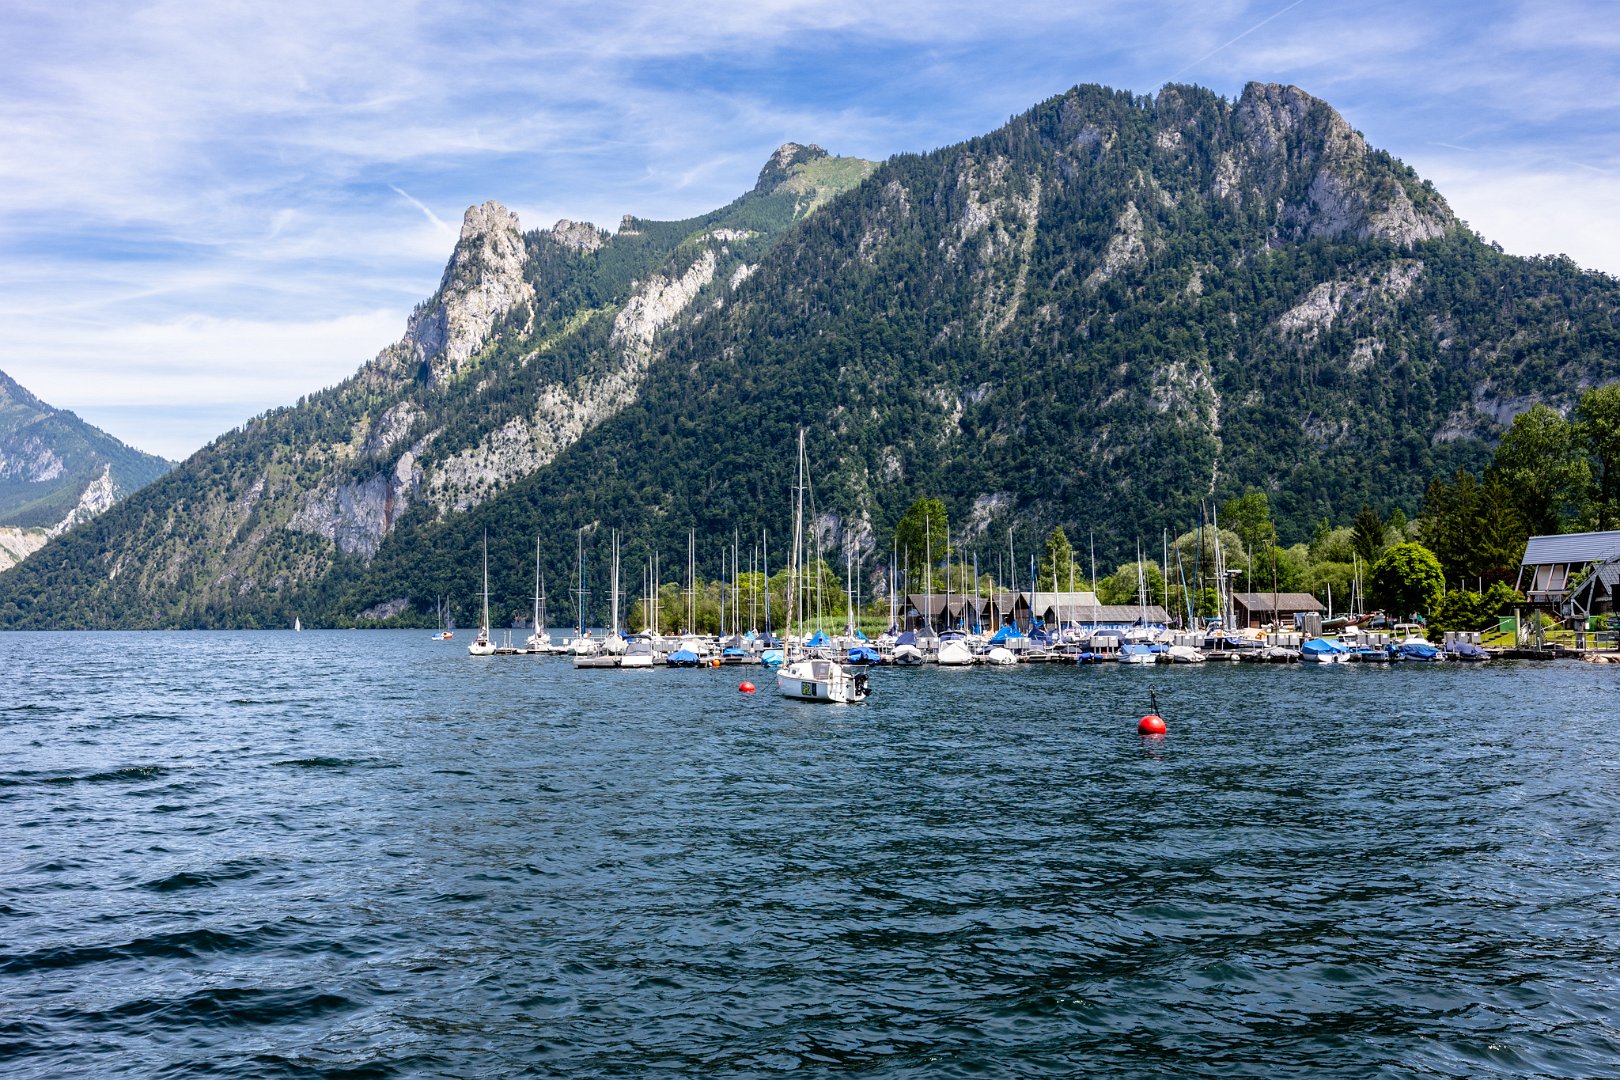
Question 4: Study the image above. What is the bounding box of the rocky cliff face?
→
[407,201,536,385]
[1228,82,1451,246]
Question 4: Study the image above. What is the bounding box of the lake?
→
[3,631,1618,1076]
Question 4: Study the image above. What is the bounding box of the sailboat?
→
[432,595,455,640]
[525,540,552,653]
[569,529,599,656]
[468,533,495,656]
[1120,542,1159,664]
[293,616,301,632]
[777,429,871,703]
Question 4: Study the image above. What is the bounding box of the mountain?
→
[0,369,172,572]
[2,83,1617,629]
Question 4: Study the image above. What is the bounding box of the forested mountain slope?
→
[3,83,1617,628]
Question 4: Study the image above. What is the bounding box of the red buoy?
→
[1138,714,1166,736]
[739,681,756,693]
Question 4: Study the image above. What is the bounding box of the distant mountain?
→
[0,369,172,572]
[2,83,1617,628]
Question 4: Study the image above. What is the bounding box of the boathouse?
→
[1518,530,1620,617]
[976,591,1172,631]
[904,593,976,632]
[1232,591,1324,628]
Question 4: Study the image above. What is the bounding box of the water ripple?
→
[2,632,1619,1076]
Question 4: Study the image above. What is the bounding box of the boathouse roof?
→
[1232,592,1324,613]
[1521,530,1620,566]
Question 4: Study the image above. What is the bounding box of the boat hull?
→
[777,660,870,703]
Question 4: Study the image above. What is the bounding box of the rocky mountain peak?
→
[550,218,606,254]
[403,200,535,385]
[1230,81,1453,247]
[755,142,829,192]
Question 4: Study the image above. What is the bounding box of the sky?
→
[2,0,1617,460]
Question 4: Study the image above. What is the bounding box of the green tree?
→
[1220,490,1271,573]
[1368,542,1445,618]
[1096,560,1167,608]
[1490,404,1592,535]
[1576,382,1620,529]
[1430,582,1524,636]
[894,498,949,589]
[1351,505,1385,565]
[1037,525,1078,591]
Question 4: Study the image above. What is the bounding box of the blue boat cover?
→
[847,646,882,664]
[1447,641,1487,658]
[760,649,784,666]
[1302,637,1349,656]
[896,630,918,646]
[1399,641,1441,659]
[667,649,699,665]
[806,631,831,647]
[1028,626,1051,644]
[854,629,870,641]
[989,625,1025,645]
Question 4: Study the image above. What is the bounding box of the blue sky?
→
[2,0,1617,460]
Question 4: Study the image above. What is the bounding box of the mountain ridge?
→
[2,80,1616,628]
[0,368,173,571]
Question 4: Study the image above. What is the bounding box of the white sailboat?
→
[468,533,495,656]
[777,429,870,703]
[525,539,552,653]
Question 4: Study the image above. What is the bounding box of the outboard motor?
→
[854,672,870,698]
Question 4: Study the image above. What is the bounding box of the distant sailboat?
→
[293,616,301,632]
[433,595,455,640]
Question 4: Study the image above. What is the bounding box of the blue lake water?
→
[3,630,1619,1077]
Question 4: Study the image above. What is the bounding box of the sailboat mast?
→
[482,530,491,636]
[925,516,933,634]
[611,530,620,636]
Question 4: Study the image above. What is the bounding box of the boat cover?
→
[847,646,882,664]
[806,631,831,647]
[667,649,700,665]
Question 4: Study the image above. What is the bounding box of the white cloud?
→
[2,309,407,460]
[1408,157,1620,276]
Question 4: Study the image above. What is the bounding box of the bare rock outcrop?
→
[424,248,720,515]
[405,201,536,385]
[1275,260,1425,344]
[550,218,606,254]
[48,465,117,537]
[0,435,66,483]
[0,526,48,572]
[289,451,420,558]
[1230,83,1451,247]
